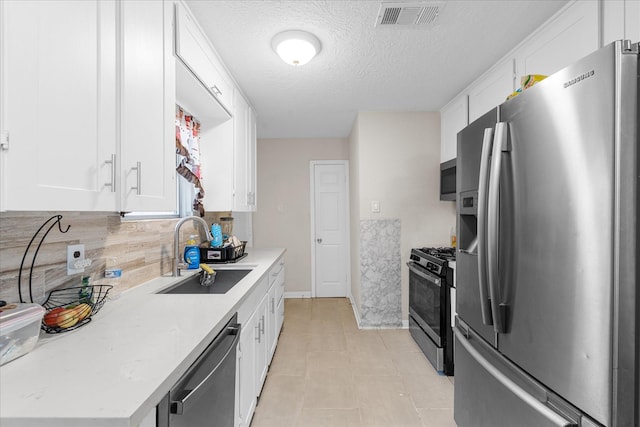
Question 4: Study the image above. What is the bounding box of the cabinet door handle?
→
[260,315,265,335]
[210,85,222,97]
[104,154,116,192]
[316,238,323,244]
[255,324,260,343]
[131,161,141,195]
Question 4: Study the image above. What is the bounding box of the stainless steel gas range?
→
[407,247,455,376]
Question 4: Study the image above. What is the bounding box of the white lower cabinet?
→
[237,306,258,427]
[270,261,285,360]
[255,294,269,393]
[236,258,285,427]
[267,283,278,361]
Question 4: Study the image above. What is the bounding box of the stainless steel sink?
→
[158,269,252,294]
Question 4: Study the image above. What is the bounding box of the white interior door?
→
[311,161,349,298]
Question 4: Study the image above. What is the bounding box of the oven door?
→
[408,261,443,346]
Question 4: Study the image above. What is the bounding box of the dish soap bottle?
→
[184,235,200,269]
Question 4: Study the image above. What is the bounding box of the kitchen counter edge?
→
[0,247,286,427]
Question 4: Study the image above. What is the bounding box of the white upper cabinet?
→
[175,0,258,213]
[120,0,176,212]
[174,1,232,120]
[233,89,257,212]
[0,0,176,213]
[440,95,468,163]
[515,1,599,78]
[200,120,235,212]
[468,60,514,123]
[440,0,601,166]
[1,0,118,211]
[603,0,640,46]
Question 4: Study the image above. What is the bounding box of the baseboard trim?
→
[284,291,312,299]
[347,294,362,328]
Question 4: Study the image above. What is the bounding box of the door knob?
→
[316,238,323,244]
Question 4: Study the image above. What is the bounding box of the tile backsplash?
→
[0,211,229,303]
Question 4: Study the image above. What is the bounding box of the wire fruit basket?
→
[41,284,113,334]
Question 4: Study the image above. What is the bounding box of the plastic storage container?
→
[219,217,234,240]
[0,303,45,366]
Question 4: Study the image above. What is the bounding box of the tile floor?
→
[250,298,457,427]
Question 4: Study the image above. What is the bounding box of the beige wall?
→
[253,138,349,294]
[351,111,456,320]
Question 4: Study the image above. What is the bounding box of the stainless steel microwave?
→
[440,159,456,201]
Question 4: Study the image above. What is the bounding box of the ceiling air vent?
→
[375,2,444,27]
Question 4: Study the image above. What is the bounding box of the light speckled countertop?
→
[0,248,285,427]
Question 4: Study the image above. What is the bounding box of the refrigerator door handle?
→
[454,328,574,427]
[487,122,509,333]
[477,127,495,326]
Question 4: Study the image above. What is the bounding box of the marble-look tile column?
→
[359,218,402,327]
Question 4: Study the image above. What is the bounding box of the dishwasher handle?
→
[170,322,241,416]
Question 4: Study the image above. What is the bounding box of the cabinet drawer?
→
[268,259,284,286]
[275,268,285,305]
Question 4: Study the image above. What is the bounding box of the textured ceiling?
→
[186,0,569,139]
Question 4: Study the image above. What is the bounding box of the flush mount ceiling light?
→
[271,30,322,66]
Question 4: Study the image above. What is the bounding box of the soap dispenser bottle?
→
[184,235,200,269]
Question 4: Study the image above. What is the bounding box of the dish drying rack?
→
[18,215,112,334]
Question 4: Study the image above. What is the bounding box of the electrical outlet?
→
[67,244,85,275]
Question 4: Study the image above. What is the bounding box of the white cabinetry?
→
[254,294,269,393]
[174,1,232,115]
[200,121,235,212]
[468,60,514,123]
[603,0,640,45]
[236,257,285,427]
[0,0,175,212]
[120,0,176,212]
[233,89,257,212]
[174,1,257,213]
[515,1,599,78]
[440,0,601,166]
[0,0,117,211]
[237,306,258,427]
[440,95,468,162]
[268,260,285,361]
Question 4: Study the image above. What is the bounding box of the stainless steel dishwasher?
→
[157,313,240,427]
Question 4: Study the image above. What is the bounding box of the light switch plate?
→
[371,200,380,213]
[67,244,85,275]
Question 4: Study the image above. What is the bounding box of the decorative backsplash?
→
[0,211,229,304]
[359,218,402,328]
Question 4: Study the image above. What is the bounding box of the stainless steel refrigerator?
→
[454,40,638,427]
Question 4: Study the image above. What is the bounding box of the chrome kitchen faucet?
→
[173,216,213,277]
